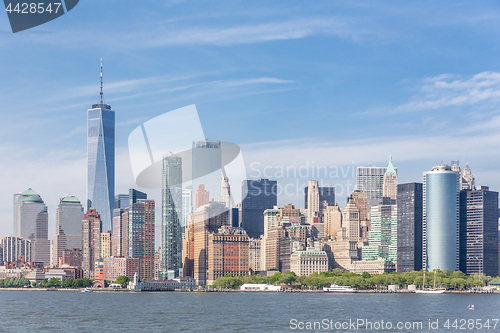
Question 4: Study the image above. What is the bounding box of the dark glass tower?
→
[459,187,499,277]
[396,183,423,273]
[87,60,115,232]
[241,179,277,238]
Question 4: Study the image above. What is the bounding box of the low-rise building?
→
[290,250,328,276]
[240,284,282,291]
[26,269,45,283]
[350,258,396,274]
[128,276,195,290]
[44,269,66,281]
[0,267,32,279]
[103,256,140,281]
[173,276,197,290]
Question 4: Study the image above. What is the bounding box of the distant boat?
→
[414,270,445,294]
[81,288,92,293]
[323,284,357,293]
[468,305,474,310]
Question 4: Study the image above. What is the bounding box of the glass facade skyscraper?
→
[459,187,499,277]
[162,154,183,279]
[241,179,277,238]
[191,140,222,208]
[128,189,155,279]
[362,197,397,261]
[396,183,423,273]
[13,188,49,266]
[52,195,84,267]
[355,165,396,211]
[423,164,459,272]
[87,70,115,233]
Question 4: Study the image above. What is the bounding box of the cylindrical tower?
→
[423,164,459,272]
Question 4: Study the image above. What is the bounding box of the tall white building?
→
[221,175,231,208]
[306,180,320,225]
[182,188,192,236]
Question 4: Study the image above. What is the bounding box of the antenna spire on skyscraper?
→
[100,58,103,105]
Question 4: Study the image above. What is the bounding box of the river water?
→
[0,290,498,332]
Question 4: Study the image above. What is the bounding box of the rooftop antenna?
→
[100,58,104,105]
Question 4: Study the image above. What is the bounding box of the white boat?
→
[414,289,445,294]
[81,288,92,293]
[414,270,445,294]
[323,284,357,293]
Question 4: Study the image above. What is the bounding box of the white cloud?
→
[396,71,500,112]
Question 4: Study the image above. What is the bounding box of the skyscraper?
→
[304,184,335,209]
[195,184,209,210]
[451,161,476,190]
[362,197,397,261]
[182,188,192,235]
[114,194,129,210]
[306,180,320,225]
[396,183,423,273]
[52,195,84,267]
[193,201,229,285]
[423,164,459,272]
[221,176,231,208]
[87,60,115,233]
[13,188,49,266]
[241,179,278,238]
[82,209,102,279]
[382,155,398,201]
[355,163,396,210]
[192,140,222,206]
[340,197,361,242]
[162,154,183,279]
[459,186,498,277]
[128,189,154,278]
[1,235,31,263]
[112,193,129,257]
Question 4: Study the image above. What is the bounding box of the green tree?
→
[48,278,61,288]
[62,278,74,288]
[40,278,49,288]
[115,275,130,288]
[82,278,92,287]
[267,272,283,285]
[0,279,4,288]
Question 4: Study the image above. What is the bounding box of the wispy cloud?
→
[396,71,500,112]
[139,19,353,47]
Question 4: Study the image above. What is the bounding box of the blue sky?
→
[1,1,500,239]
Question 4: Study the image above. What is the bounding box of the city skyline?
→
[1,1,500,244]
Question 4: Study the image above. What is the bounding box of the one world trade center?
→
[87,59,115,232]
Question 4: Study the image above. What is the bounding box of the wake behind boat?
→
[323,284,357,293]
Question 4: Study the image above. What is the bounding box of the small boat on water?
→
[414,289,445,294]
[414,270,445,294]
[81,288,92,293]
[468,305,474,310]
[323,284,357,293]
